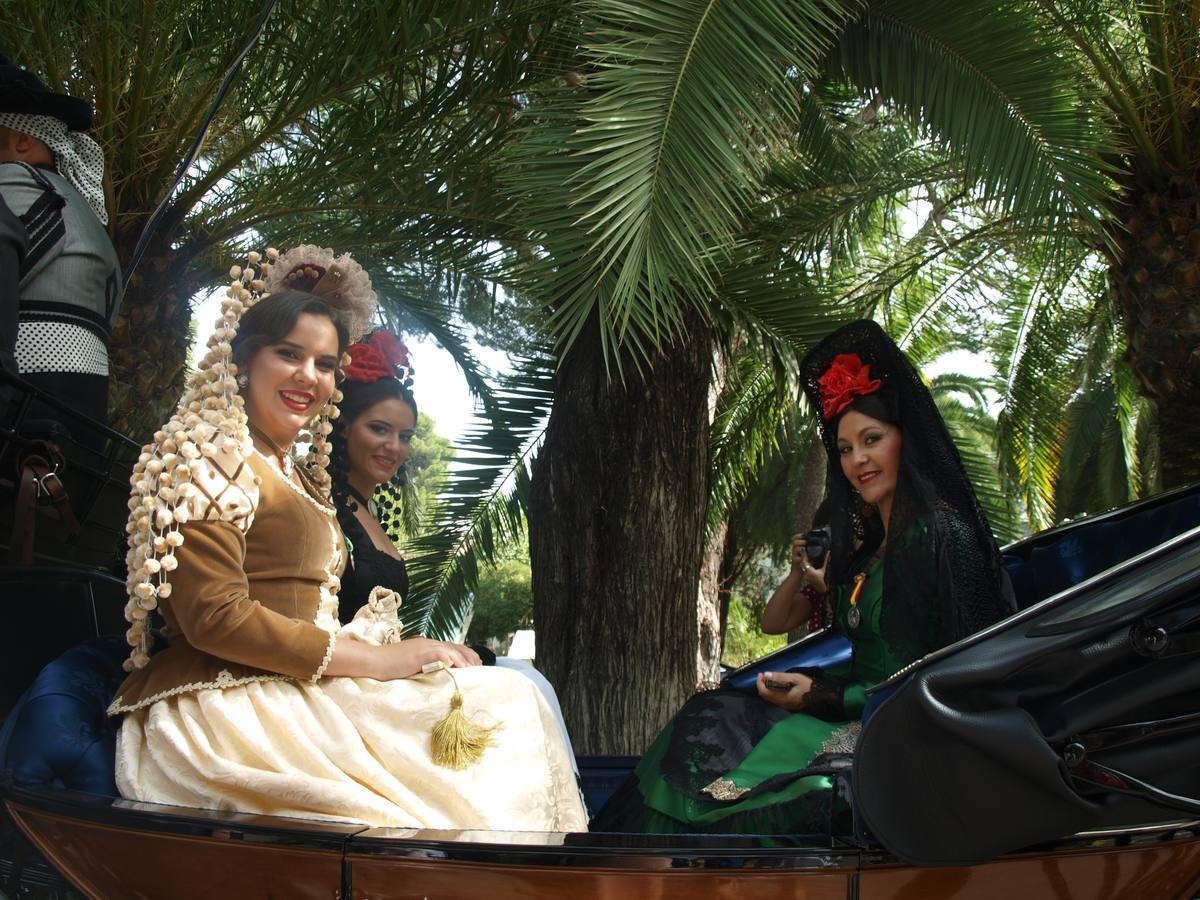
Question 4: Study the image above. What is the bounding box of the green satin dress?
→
[593,559,914,833]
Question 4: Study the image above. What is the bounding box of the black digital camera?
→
[804,525,831,568]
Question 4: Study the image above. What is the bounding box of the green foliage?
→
[508,0,858,367]
[3,0,571,434]
[465,551,534,644]
[401,355,555,639]
[722,596,788,669]
[408,412,454,499]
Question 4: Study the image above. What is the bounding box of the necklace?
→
[846,573,867,629]
[346,484,379,519]
[248,423,295,478]
[846,547,885,631]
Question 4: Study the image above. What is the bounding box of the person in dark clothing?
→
[592,320,1016,835]
[0,56,121,428]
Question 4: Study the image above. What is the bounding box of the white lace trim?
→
[107,669,294,716]
[312,631,337,682]
[313,517,344,634]
[252,447,334,518]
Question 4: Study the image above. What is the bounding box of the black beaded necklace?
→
[346,484,378,518]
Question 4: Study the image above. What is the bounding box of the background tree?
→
[1,0,566,436]
[502,0,1110,753]
[464,545,534,647]
[1026,0,1200,487]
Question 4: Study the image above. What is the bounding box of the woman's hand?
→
[756,670,812,712]
[326,636,481,680]
[376,638,481,679]
[794,534,830,595]
[763,534,822,634]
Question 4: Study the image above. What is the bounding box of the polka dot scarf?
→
[0,112,109,225]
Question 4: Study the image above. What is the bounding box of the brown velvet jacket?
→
[108,452,344,715]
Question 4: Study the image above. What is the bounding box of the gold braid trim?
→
[701,777,752,801]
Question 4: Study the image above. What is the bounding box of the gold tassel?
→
[429,668,499,770]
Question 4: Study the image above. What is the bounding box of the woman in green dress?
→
[591,320,1015,834]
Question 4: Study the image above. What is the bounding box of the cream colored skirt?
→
[115,666,587,832]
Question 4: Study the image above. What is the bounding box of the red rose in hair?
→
[817,353,882,420]
[343,330,411,383]
[368,330,410,369]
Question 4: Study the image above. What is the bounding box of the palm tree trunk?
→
[1156,400,1200,488]
[529,310,714,755]
[1110,171,1200,489]
[108,244,208,440]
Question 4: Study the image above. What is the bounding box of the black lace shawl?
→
[336,501,408,621]
[799,320,1015,664]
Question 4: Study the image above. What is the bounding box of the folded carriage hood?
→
[853,524,1200,867]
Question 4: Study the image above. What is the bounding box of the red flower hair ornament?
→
[343,329,414,387]
[817,353,882,420]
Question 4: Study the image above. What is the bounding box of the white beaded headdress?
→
[120,246,378,671]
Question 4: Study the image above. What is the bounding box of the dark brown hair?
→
[339,376,418,426]
[230,289,350,370]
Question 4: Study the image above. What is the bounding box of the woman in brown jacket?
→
[109,247,585,832]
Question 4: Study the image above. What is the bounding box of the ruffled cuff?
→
[312,630,338,682]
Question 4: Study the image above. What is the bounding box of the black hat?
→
[0,56,93,131]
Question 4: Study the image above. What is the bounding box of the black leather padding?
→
[852,534,1200,867]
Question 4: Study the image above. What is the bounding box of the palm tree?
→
[2,0,562,436]
[502,0,1111,752]
[1025,0,1200,487]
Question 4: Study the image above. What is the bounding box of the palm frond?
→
[833,0,1113,236]
[373,271,499,413]
[508,0,856,365]
[933,393,1024,543]
[401,353,555,640]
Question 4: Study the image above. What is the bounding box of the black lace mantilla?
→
[799,320,1016,661]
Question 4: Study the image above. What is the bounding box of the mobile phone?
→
[763,678,791,691]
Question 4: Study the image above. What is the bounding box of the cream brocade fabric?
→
[115,666,586,831]
[114,451,585,832]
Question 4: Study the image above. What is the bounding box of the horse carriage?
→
[2,370,1199,899]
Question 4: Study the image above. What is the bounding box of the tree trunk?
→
[108,238,206,441]
[787,429,828,642]
[529,311,714,755]
[1109,170,1200,488]
[715,526,738,659]
[696,520,728,688]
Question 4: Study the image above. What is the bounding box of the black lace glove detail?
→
[790,666,850,721]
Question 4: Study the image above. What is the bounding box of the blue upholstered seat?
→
[722,630,853,694]
[0,635,140,796]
